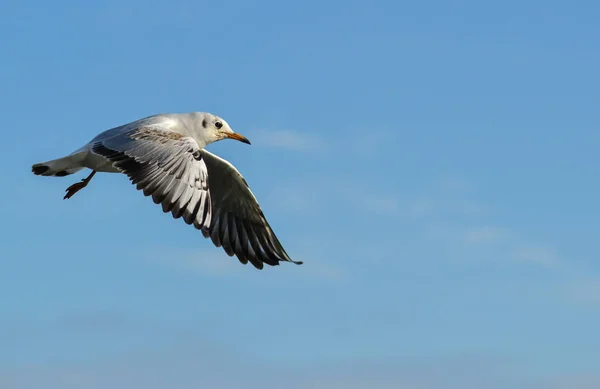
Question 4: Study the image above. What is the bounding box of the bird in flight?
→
[32,112,302,270]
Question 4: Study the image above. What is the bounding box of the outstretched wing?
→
[91,125,212,231]
[200,150,302,269]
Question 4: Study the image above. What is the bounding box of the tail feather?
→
[32,154,85,177]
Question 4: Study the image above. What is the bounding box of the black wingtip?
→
[32,164,49,175]
[54,170,69,177]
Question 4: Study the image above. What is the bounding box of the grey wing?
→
[91,125,212,230]
[201,150,302,269]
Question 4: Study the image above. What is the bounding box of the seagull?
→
[31,112,302,270]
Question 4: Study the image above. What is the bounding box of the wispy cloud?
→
[406,176,600,307]
[406,176,565,269]
[265,176,402,218]
[463,226,509,245]
[408,176,489,220]
[251,129,324,151]
[561,278,600,305]
[145,247,347,281]
[261,172,585,291]
[460,230,563,270]
[510,246,560,268]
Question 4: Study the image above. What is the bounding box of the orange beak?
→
[226,132,251,145]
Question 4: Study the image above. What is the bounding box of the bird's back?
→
[88,113,175,144]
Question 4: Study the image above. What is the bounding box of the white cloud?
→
[463,226,508,245]
[511,247,560,268]
[250,173,571,279]
[562,278,600,305]
[408,177,489,220]
[265,176,402,218]
[401,178,568,272]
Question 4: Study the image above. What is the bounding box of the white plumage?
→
[32,112,302,270]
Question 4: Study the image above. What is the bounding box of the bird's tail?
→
[32,153,85,177]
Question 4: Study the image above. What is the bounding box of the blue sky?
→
[1,0,599,388]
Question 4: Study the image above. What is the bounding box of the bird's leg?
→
[64,170,97,200]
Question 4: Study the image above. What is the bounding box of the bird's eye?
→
[215,121,223,129]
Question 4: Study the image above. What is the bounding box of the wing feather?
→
[89,122,301,270]
[91,124,212,231]
[201,150,302,269]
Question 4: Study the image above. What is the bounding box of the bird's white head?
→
[192,112,251,147]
